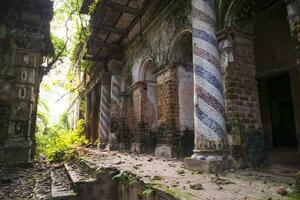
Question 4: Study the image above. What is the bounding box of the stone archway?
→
[138,59,157,130]
[168,30,194,157]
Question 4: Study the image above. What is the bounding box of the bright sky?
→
[39,0,72,124]
[39,64,70,124]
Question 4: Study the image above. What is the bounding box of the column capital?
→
[108,59,123,75]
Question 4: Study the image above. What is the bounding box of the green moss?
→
[152,175,164,181]
[288,194,300,200]
[191,169,204,175]
[151,183,192,200]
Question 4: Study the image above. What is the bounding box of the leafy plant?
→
[88,0,102,15]
[141,188,156,198]
[112,171,137,188]
[36,119,88,163]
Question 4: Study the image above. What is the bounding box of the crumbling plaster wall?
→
[124,1,192,84]
[118,0,192,154]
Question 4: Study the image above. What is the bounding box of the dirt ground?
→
[78,148,300,200]
[0,162,51,200]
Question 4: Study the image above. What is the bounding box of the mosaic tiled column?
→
[191,0,227,160]
[110,75,121,148]
[111,75,121,105]
[285,0,300,78]
[99,79,111,148]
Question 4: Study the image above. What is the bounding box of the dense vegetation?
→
[35,0,100,163]
[36,99,88,163]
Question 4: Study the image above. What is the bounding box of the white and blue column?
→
[192,0,228,160]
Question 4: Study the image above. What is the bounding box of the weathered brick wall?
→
[225,32,263,157]
[289,68,300,150]
[156,65,179,144]
[131,82,145,124]
[130,82,148,144]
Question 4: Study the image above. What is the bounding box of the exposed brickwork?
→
[225,32,263,157]
[156,65,179,144]
[130,82,149,147]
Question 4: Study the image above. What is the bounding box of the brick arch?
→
[138,58,156,82]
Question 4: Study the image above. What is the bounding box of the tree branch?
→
[55,79,84,103]
[44,10,73,76]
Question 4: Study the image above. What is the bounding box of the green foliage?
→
[141,188,156,198]
[88,0,102,15]
[57,111,69,131]
[51,34,67,62]
[36,119,88,163]
[112,171,137,188]
[36,99,50,135]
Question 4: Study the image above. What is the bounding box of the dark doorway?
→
[266,74,297,147]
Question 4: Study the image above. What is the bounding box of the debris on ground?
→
[211,176,235,185]
[276,186,288,196]
[0,162,51,200]
[189,183,203,190]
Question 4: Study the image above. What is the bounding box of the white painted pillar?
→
[192,0,228,160]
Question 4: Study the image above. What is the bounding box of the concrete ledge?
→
[184,158,231,173]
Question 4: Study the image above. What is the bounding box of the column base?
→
[184,154,232,173]
[98,143,108,149]
[154,144,172,158]
[130,143,141,154]
[0,140,31,164]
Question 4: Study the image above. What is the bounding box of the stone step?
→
[51,166,77,200]
[64,160,97,186]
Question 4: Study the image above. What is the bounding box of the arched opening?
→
[169,31,194,156]
[169,30,193,66]
[253,1,299,155]
[139,59,157,130]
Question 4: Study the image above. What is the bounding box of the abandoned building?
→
[0,0,53,163]
[0,0,299,171]
[67,0,300,171]
[1,0,300,199]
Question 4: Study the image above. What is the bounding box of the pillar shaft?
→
[111,75,121,105]
[99,84,111,146]
[192,0,227,159]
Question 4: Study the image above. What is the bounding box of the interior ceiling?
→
[83,0,151,63]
